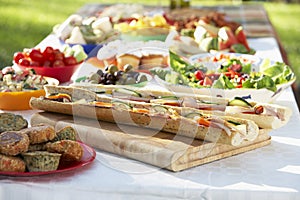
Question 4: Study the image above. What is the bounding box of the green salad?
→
[150,51,295,92]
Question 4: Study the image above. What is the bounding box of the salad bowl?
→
[0,67,59,110]
[151,52,296,103]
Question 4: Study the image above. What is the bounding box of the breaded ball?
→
[46,140,83,161]
[0,113,28,133]
[21,124,56,144]
[0,131,29,156]
[52,126,77,142]
[0,154,26,172]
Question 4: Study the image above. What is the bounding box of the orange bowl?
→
[0,77,59,110]
[16,62,82,83]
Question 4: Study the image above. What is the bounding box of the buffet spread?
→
[0,2,299,185]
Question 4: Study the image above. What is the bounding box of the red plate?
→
[0,141,96,176]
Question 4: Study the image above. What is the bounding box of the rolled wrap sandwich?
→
[30,86,260,146]
[71,84,292,129]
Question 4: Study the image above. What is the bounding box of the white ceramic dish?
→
[154,75,294,103]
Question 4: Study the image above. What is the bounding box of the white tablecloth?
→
[1,36,300,200]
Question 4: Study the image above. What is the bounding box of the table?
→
[1,3,300,200]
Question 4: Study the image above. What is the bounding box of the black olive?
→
[106,73,113,80]
[100,77,106,84]
[114,71,124,79]
[105,80,114,85]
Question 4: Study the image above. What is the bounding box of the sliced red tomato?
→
[218,26,238,47]
[218,40,229,50]
[235,26,250,51]
[203,77,213,86]
[194,70,205,80]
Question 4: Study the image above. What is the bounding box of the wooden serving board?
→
[31,112,271,172]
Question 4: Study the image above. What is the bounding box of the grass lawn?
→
[0,0,299,84]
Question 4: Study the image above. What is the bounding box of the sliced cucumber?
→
[95,91,106,94]
[151,105,168,113]
[184,112,202,119]
[158,95,179,100]
[112,100,132,110]
[227,120,241,126]
[228,97,252,107]
[113,88,142,97]
[197,99,218,105]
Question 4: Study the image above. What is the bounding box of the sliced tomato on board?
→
[218,26,238,47]
[235,26,250,51]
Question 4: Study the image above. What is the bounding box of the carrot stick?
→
[197,117,211,127]
[94,101,113,108]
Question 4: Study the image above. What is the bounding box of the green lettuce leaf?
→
[212,74,235,89]
[242,74,277,92]
[261,61,295,85]
[169,50,190,73]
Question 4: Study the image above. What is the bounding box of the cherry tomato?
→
[19,58,30,66]
[230,64,242,72]
[30,60,40,67]
[237,77,245,84]
[206,73,220,82]
[29,49,44,62]
[53,49,65,61]
[42,46,55,61]
[13,52,25,64]
[52,60,65,67]
[194,70,205,80]
[198,80,204,86]
[42,46,54,55]
[64,56,77,66]
[224,72,232,77]
[43,60,52,67]
[226,69,239,79]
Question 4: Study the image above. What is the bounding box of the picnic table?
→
[1,3,300,200]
